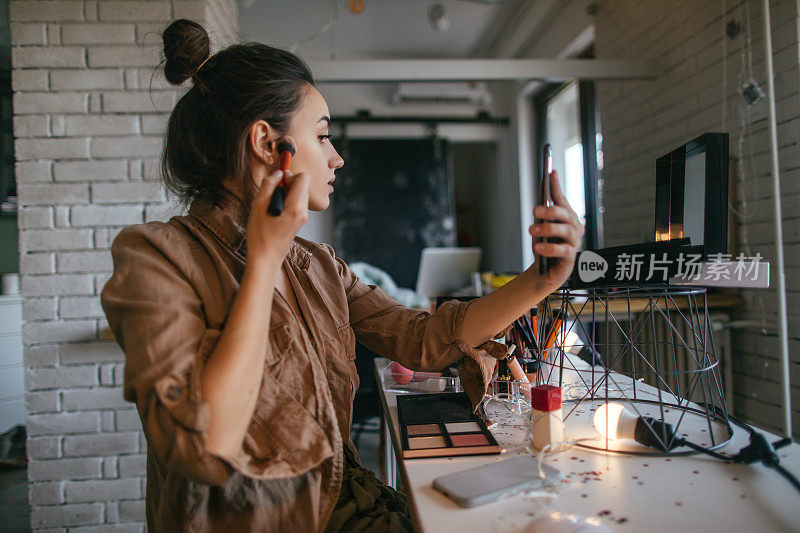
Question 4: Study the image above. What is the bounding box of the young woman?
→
[101,19,584,532]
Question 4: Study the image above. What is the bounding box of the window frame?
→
[534,79,602,251]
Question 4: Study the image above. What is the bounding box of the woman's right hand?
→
[246,169,310,264]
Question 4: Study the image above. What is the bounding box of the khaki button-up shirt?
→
[101,197,506,531]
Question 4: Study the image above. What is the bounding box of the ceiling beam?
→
[475,0,561,59]
[310,59,659,83]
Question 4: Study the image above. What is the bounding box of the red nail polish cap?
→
[532,384,561,412]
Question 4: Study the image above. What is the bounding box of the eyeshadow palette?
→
[396,392,500,459]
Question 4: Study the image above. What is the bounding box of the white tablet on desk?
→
[415,247,481,298]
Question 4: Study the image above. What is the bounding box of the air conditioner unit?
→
[392,82,491,106]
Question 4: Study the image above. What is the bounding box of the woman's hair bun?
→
[162,19,211,86]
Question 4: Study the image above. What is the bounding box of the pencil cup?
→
[485,379,529,414]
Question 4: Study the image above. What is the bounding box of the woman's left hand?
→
[528,170,585,289]
[459,170,584,348]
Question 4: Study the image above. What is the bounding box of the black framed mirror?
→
[654,132,729,258]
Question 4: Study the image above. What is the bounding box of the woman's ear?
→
[248,120,280,167]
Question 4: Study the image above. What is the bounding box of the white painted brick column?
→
[11,1,237,530]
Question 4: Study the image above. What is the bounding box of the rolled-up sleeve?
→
[320,244,508,409]
[101,226,235,485]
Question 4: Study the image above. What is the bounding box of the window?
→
[535,79,603,250]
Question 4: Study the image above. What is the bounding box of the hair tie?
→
[193,55,211,79]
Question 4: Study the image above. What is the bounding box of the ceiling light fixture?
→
[347,0,365,14]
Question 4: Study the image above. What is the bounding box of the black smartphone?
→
[537,144,553,276]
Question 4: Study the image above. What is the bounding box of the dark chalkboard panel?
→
[0,14,14,203]
[332,138,456,289]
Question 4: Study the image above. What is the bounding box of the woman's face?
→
[283,85,344,211]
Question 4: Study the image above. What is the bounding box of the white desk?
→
[373,358,800,533]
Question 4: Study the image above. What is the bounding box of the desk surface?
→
[564,291,742,318]
[374,358,800,533]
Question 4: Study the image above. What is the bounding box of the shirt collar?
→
[188,197,311,270]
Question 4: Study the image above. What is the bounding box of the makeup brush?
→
[542,309,565,359]
[529,307,539,346]
[523,313,539,353]
[268,138,297,216]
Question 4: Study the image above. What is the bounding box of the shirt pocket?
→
[332,324,359,402]
[263,322,305,403]
[337,323,357,361]
[244,324,333,470]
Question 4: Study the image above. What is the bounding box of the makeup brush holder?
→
[483,379,531,415]
[533,284,734,456]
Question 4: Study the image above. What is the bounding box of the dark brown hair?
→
[160,19,314,213]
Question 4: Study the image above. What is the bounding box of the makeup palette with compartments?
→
[396,392,500,459]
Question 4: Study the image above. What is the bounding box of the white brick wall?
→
[594,1,800,435]
[12,1,239,529]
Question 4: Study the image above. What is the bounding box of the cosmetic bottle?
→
[496,358,511,394]
[531,384,563,450]
[496,343,513,394]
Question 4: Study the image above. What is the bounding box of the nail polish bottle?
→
[531,384,563,450]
